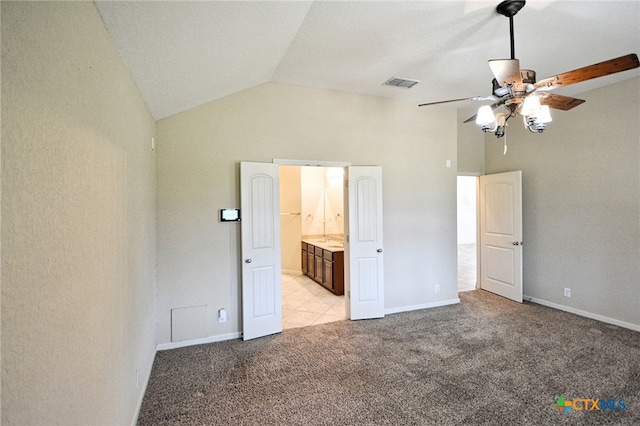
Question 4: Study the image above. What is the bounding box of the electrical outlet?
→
[563,288,571,298]
[218,308,227,323]
[435,284,440,294]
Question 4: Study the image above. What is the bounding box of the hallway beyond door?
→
[458,243,476,292]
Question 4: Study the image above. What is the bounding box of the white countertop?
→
[303,239,344,252]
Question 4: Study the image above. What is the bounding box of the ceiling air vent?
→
[383,77,421,88]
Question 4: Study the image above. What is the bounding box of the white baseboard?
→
[131,349,157,426]
[385,298,460,316]
[524,295,640,332]
[156,331,242,351]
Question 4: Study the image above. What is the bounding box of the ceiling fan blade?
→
[534,53,640,91]
[538,93,585,111]
[418,96,496,107]
[489,59,522,87]
[463,100,506,123]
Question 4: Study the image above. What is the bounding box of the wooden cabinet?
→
[301,242,308,274]
[314,246,323,282]
[324,250,344,295]
[301,241,344,295]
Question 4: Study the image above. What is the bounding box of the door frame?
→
[478,171,523,302]
[273,158,352,318]
[457,172,522,298]
[239,158,384,333]
[273,159,384,322]
[457,173,482,292]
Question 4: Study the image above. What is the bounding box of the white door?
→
[479,171,523,302]
[345,166,385,320]
[240,162,282,340]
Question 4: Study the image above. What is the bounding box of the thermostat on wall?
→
[220,208,241,222]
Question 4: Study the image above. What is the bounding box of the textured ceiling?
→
[95,1,640,120]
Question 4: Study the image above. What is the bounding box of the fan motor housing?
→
[520,69,536,84]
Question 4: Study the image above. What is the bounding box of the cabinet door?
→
[306,251,315,278]
[332,251,344,295]
[324,258,333,289]
[301,247,307,274]
[314,255,323,282]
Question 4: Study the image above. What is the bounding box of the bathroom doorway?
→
[279,165,346,329]
[241,160,385,339]
[457,175,478,292]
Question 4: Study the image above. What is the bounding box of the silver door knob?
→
[245,258,252,263]
[377,248,383,253]
[512,242,520,246]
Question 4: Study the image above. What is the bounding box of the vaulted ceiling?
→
[95,1,640,121]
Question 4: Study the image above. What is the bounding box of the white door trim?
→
[240,161,282,340]
[346,166,385,320]
[241,158,385,339]
[273,158,352,167]
[479,171,523,303]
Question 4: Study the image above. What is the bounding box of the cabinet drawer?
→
[323,250,333,260]
[302,242,307,251]
[315,246,323,256]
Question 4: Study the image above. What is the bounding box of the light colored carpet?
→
[138,290,639,425]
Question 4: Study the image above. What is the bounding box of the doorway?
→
[279,165,346,329]
[457,175,477,292]
[241,161,385,340]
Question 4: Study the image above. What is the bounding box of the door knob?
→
[512,242,520,246]
[377,248,383,253]
[245,258,252,263]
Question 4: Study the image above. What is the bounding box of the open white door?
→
[240,162,282,340]
[479,171,523,302]
[345,166,384,320]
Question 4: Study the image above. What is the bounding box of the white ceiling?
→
[95,1,640,121]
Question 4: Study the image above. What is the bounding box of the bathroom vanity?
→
[301,239,344,295]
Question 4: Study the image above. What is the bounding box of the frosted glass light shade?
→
[521,95,542,117]
[536,105,552,123]
[476,105,497,127]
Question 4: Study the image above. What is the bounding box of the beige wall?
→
[485,77,640,329]
[457,109,485,174]
[299,166,344,238]
[280,166,302,271]
[2,2,157,424]
[156,82,459,344]
[280,166,345,272]
[323,167,345,236]
[301,167,327,237]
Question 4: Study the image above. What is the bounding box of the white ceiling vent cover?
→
[383,77,421,88]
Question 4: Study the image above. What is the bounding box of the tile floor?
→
[282,245,475,330]
[458,243,477,292]
[282,271,346,330]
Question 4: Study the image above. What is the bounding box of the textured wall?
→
[457,109,485,174]
[280,166,302,271]
[485,77,640,329]
[2,2,157,424]
[156,82,458,344]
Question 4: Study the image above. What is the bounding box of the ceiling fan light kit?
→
[418,0,639,141]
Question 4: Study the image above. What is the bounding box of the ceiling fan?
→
[419,0,639,138]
